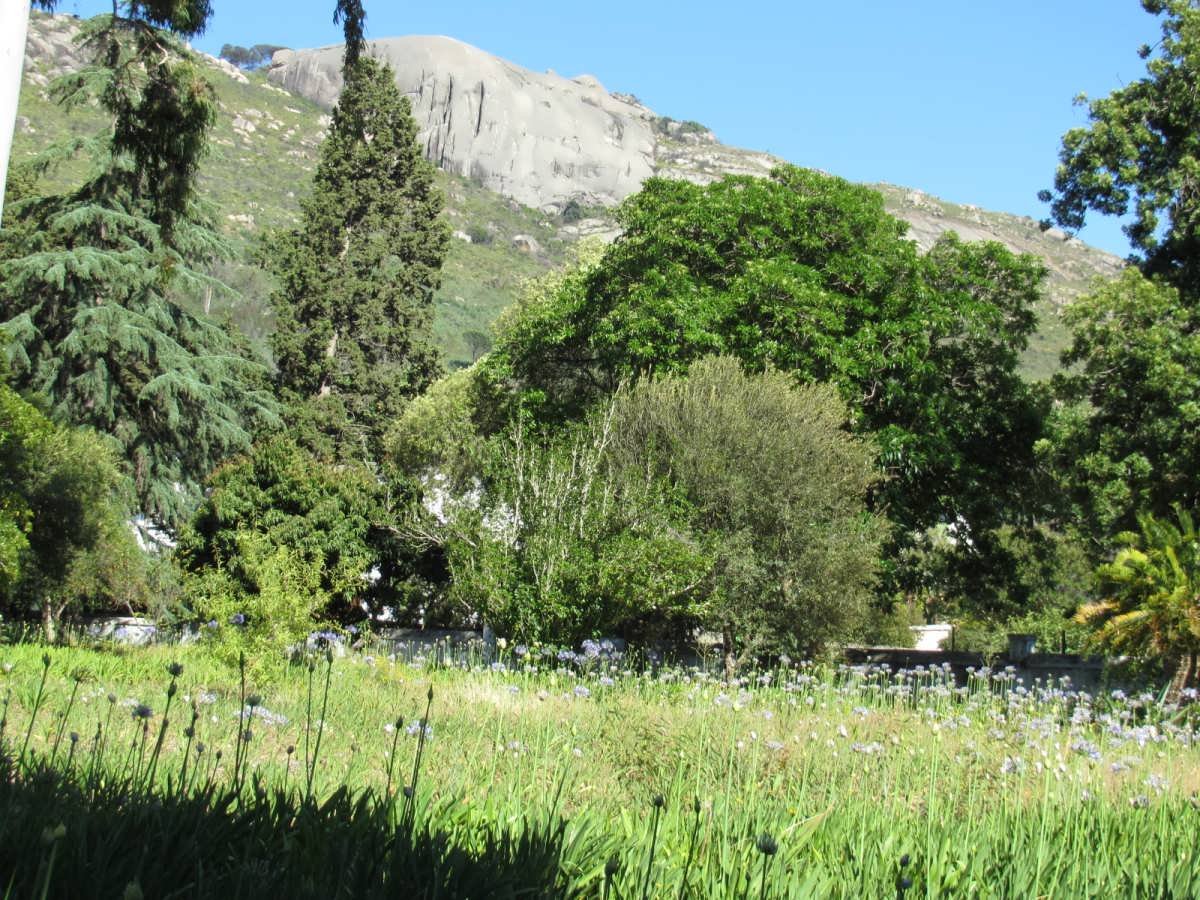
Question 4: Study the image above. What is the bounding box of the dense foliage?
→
[443,403,710,645]
[1039,270,1200,548]
[0,383,144,638]
[443,358,881,658]
[1078,507,1200,695]
[1040,0,1200,298]
[268,55,448,462]
[486,168,1049,605]
[1,10,277,529]
[606,358,882,664]
[178,437,385,607]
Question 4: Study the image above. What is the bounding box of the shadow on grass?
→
[0,756,569,899]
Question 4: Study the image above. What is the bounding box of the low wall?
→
[843,646,1106,691]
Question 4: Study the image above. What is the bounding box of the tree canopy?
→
[605,356,883,664]
[1039,269,1200,548]
[1040,0,1200,299]
[486,167,1050,603]
[268,54,448,462]
[2,11,277,529]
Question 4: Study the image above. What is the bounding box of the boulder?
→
[511,234,541,255]
[268,37,657,211]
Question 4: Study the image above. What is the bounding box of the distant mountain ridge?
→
[15,13,1124,374]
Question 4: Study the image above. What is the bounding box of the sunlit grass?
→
[0,640,1198,897]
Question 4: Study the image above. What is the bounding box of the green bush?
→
[177,436,382,616]
[187,530,331,675]
[444,357,883,663]
[559,199,584,223]
[0,383,148,640]
[465,223,493,246]
[444,413,708,643]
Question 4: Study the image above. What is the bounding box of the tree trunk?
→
[0,1,32,221]
[722,621,736,682]
[318,330,339,396]
[41,601,56,644]
[1166,651,1198,704]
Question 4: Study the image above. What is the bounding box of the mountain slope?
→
[13,13,1123,374]
[12,13,573,366]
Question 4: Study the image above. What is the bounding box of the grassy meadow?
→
[0,639,1197,897]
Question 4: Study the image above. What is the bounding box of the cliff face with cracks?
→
[269,37,657,212]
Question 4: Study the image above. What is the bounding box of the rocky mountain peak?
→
[269,37,658,211]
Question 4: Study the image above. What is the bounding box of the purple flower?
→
[230,613,246,626]
[405,721,433,739]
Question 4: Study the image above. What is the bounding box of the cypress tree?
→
[0,9,278,531]
[269,54,449,462]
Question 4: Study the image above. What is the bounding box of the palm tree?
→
[1076,506,1200,701]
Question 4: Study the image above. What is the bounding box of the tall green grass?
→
[0,642,1197,897]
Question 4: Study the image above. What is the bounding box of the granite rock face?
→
[269,37,657,211]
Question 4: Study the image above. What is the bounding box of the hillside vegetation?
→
[12,13,570,367]
[13,12,1121,373]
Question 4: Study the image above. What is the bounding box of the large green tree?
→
[486,167,1049,605]
[1039,0,1200,298]
[1,8,277,529]
[605,357,883,668]
[0,382,143,641]
[1038,269,1200,549]
[268,53,448,461]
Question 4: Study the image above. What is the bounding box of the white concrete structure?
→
[910,624,954,651]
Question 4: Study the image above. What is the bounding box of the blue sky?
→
[57,1,1160,257]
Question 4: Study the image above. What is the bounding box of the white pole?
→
[0,2,33,222]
